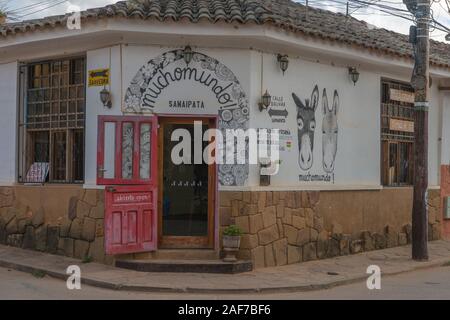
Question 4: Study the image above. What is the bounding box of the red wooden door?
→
[97,116,158,255]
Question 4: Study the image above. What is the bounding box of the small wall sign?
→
[389,88,415,104]
[88,69,110,87]
[389,118,414,133]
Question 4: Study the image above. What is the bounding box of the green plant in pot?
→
[222,225,242,262]
[0,12,6,25]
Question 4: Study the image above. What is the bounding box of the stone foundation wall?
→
[0,186,111,264]
[219,188,441,268]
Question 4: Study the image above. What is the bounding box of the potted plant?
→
[222,225,242,262]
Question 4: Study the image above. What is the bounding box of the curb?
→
[1,255,450,294]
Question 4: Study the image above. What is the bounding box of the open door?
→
[97,116,158,255]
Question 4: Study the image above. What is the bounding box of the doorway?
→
[158,116,216,249]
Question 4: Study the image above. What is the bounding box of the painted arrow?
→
[268,108,288,118]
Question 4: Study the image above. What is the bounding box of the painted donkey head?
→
[292,85,319,171]
[322,89,339,173]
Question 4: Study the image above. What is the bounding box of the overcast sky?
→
[2,0,449,42]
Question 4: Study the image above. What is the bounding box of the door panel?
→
[105,185,157,254]
[98,116,158,255]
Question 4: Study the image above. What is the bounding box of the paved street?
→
[1,265,450,300]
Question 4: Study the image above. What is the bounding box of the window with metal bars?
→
[18,57,85,184]
[381,78,415,186]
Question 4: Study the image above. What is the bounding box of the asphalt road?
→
[0,265,449,300]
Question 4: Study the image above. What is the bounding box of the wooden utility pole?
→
[404,0,430,261]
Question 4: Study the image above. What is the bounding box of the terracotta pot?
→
[222,235,241,262]
[0,16,6,25]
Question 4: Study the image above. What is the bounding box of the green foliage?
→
[31,270,46,278]
[223,225,242,236]
[82,255,93,264]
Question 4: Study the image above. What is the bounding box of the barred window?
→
[18,57,85,184]
[381,79,415,186]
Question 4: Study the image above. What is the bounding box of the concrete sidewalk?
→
[1,241,450,294]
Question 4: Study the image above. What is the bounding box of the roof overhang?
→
[1,17,450,78]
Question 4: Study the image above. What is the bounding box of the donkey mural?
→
[292,85,319,171]
[321,89,339,173]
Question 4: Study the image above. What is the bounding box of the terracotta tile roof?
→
[1,0,449,68]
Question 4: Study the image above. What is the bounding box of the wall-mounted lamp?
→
[258,90,272,112]
[348,67,360,86]
[183,45,194,65]
[277,54,289,75]
[100,87,112,109]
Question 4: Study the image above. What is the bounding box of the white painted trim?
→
[83,184,105,190]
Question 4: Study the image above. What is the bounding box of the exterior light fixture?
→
[277,54,289,75]
[258,90,272,111]
[348,67,360,86]
[184,45,194,65]
[100,87,112,108]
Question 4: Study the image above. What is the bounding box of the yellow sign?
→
[88,69,110,87]
[389,118,414,133]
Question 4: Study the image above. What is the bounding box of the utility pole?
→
[404,0,430,261]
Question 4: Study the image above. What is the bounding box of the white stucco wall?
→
[83,45,444,190]
[0,61,18,185]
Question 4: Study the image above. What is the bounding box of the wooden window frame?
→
[380,78,415,187]
[18,57,86,184]
[97,115,158,186]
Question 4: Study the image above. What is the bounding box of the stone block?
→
[276,218,284,238]
[313,215,324,232]
[403,223,412,243]
[339,235,350,255]
[5,218,18,235]
[240,234,259,249]
[361,231,374,251]
[264,244,275,267]
[249,214,263,234]
[235,216,250,233]
[273,238,288,266]
[68,197,78,220]
[231,200,240,217]
[74,240,90,259]
[88,237,105,263]
[288,245,302,264]
[326,239,340,258]
[398,232,408,246]
[373,233,386,249]
[303,242,317,261]
[284,225,298,245]
[262,206,276,228]
[257,192,266,212]
[251,246,265,269]
[220,207,232,226]
[17,218,31,234]
[258,225,279,245]
[296,228,310,246]
[59,238,74,257]
[35,225,48,252]
[266,192,273,206]
[76,200,91,219]
[46,226,59,254]
[282,208,292,225]
[292,216,306,230]
[69,218,83,239]
[1,208,18,226]
[31,207,45,227]
[276,204,284,218]
[350,240,363,254]
[59,218,72,238]
[89,202,104,219]
[22,226,35,249]
[242,204,258,216]
[95,219,104,238]
[83,190,98,207]
[6,234,23,247]
[305,208,314,228]
[310,228,319,242]
[317,239,328,259]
